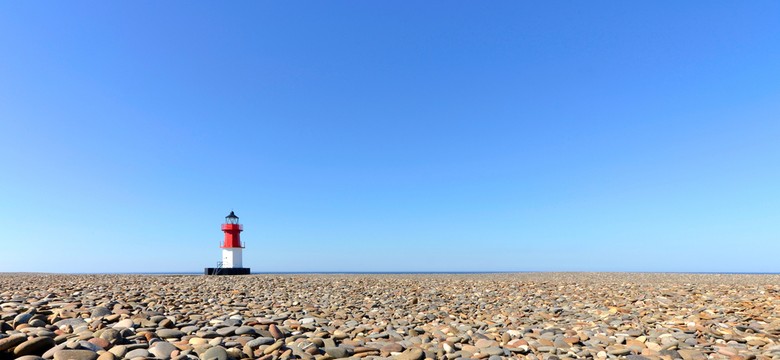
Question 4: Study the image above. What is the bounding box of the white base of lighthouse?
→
[221,248,243,268]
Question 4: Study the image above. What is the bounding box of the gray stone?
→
[54,319,86,328]
[14,313,34,325]
[98,329,121,344]
[324,347,353,358]
[112,319,134,329]
[53,350,99,360]
[215,326,236,336]
[157,329,185,338]
[90,307,112,318]
[150,342,177,359]
[181,325,199,334]
[234,326,255,335]
[42,343,68,359]
[29,319,47,328]
[201,346,227,360]
[626,356,652,360]
[245,337,275,348]
[197,331,219,339]
[76,341,101,353]
[223,319,241,327]
[124,349,150,358]
[482,347,504,356]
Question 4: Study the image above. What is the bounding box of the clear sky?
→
[1,2,779,273]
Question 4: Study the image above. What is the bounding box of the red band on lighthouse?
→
[221,223,244,248]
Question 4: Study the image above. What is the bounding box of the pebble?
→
[156,329,186,338]
[396,347,425,360]
[245,337,275,348]
[17,356,46,360]
[123,349,150,358]
[324,347,352,358]
[149,342,178,359]
[0,273,778,360]
[201,346,227,360]
[15,337,56,356]
[234,326,255,335]
[53,350,99,360]
[0,334,27,351]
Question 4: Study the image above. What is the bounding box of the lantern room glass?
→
[225,211,239,224]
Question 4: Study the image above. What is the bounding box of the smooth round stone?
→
[475,339,497,348]
[246,337,275,348]
[396,348,425,360]
[124,349,150,358]
[14,313,34,325]
[76,341,102,352]
[255,318,275,325]
[149,316,167,323]
[76,332,94,341]
[42,343,68,358]
[188,338,209,345]
[96,352,115,360]
[234,326,255,335]
[150,342,178,359]
[15,337,56,356]
[223,319,242,327]
[324,347,353,358]
[90,307,112,318]
[201,346,227,360]
[263,341,283,355]
[53,349,99,360]
[29,319,47,328]
[0,334,27,351]
[98,329,121,344]
[207,338,222,347]
[192,330,216,339]
[215,327,236,336]
[108,345,127,358]
[381,343,404,353]
[157,329,186,338]
[269,324,284,340]
[17,356,46,360]
[181,326,199,334]
[626,356,652,360]
[112,320,134,329]
[482,347,504,356]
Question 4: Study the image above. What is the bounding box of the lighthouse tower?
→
[205,211,251,275]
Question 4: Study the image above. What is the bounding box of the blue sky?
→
[1,2,779,273]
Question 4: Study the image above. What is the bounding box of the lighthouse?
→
[205,211,251,275]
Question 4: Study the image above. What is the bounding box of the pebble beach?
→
[1,273,779,360]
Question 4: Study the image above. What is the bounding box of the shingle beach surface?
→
[1,273,779,360]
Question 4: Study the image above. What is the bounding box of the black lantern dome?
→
[225,211,239,224]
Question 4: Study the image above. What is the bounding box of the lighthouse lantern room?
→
[205,211,251,275]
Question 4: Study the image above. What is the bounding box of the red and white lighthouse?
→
[205,211,251,275]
